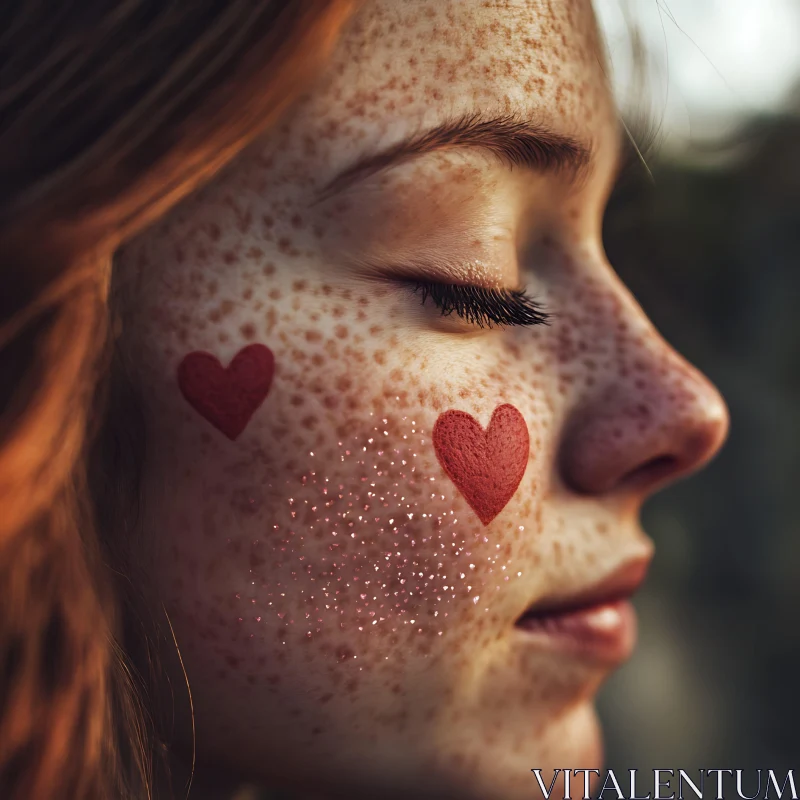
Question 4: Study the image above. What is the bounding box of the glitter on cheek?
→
[178,408,529,674]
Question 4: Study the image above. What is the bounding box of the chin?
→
[392,701,607,800]
[493,702,603,800]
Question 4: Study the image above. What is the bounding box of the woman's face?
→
[114,1,728,798]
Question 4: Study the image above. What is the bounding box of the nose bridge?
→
[554,257,730,497]
[611,270,729,448]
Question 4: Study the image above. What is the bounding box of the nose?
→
[558,319,730,499]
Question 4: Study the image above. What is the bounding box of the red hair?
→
[0,3,357,797]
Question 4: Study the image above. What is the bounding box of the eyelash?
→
[411,280,551,329]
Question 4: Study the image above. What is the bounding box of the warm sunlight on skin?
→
[112,1,729,798]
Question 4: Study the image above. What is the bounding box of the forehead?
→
[293,0,615,154]
[242,0,619,197]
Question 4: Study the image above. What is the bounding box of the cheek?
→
[149,378,534,670]
[134,304,549,695]
[119,216,564,751]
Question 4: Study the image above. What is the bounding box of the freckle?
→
[272,426,288,441]
[207,280,218,296]
[269,288,282,300]
[305,330,322,342]
[322,285,332,296]
[242,287,253,300]
[349,349,365,363]
[357,296,369,306]
[334,325,348,339]
[208,308,221,323]
[223,251,238,265]
[278,237,293,253]
[301,415,318,430]
[332,306,344,318]
[293,280,307,292]
[262,262,275,277]
[240,322,256,340]
[323,394,339,409]
[290,214,304,229]
[266,308,277,333]
[334,375,352,392]
[369,325,383,335]
[207,223,221,241]
[373,350,386,365]
[290,394,304,407]
[356,310,366,321]
[262,215,274,228]
[219,332,229,343]
[311,354,324,366]
[247,246,263,259]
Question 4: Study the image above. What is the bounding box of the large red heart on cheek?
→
[432,403,529,526]
[176,344,274,441]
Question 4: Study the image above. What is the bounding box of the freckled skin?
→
[113,1,729,798]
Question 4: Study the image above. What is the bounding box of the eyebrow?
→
[316,110,595,201]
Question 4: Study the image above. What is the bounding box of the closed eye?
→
[410,280,551,329]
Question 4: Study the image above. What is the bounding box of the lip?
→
[514,556,651,665]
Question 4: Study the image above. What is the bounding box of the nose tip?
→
[681,380,730,469]
[558,354,730,498]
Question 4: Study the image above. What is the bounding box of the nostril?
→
[558,379,729,498]
[621,454,681,492]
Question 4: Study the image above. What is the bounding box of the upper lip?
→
[515,555,652,621]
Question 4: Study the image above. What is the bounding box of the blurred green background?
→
[599,101,800,770]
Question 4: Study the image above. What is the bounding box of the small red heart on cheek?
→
[432,404,529,526]
[177,344,274,440]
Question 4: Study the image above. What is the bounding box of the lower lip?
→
[514,598,637,664]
